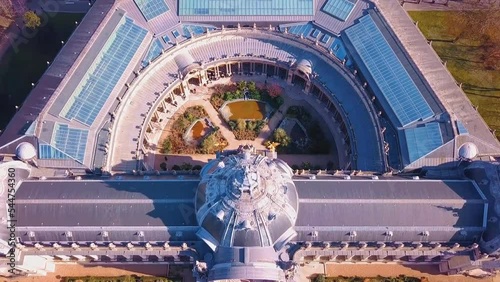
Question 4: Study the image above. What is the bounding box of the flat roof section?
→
[178,0,315,16]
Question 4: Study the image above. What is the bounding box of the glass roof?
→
[457,120,469,135]
[344,14,434,127]
[38,144,71,160]
[179,0,314,16]
[322,0,356,21]
[142,39,163,67]
[51,124,89,163]
[60,17,147,126]
[404,123,443,163]
[134,0,169,21]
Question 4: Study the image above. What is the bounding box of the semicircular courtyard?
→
[109,30,386,173]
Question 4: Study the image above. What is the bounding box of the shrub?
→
[193,165,202,170]
[272,128,291,147]
[180,162,193,170]
[266,84,283,98]
[159,162,167,171]
[233,130,258,140]
[326,161,335,170]
[301,162,312,170]
[171,165,181,170]
[160,138,172,154]
[236,119,247,131]
[200,133,217,153]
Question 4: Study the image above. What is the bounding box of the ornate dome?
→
[195,146,298,251]
[459,142,478,160]
[15,142,37,161]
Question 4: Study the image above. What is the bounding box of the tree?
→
[272,128,291,147]
[267,84,283,98]
[161,138,172,154]
[200,132,218,153]
[23,11,41,29]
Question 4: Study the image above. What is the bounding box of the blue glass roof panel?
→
[344,14,434,126]
[60,17,147,126]
[142,39,163,67]
[457,120,469,135]
[38,144,72,160]
[134,0,169,21]
[322,0,356,21]
[404,123,443,163]
[311,29,321,38]
[179,0,314,16]
[51,124,89,163]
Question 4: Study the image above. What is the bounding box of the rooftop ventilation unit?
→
[412,176,420,180]
[348,231,357,237]
[344,175,351,180]
[371,175,379,180]
[138,231,145,237]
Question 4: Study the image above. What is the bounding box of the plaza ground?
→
[409,10,500,140]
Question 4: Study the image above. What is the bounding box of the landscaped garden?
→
[160,105,227,155]
[269,106,330,154]
[210,80,284,140]
[314,275,423,282]
[64,276,180,282]
[409,10,500,140]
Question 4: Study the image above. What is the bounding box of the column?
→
[238,62,242,74]
[286,70,293,84]
[200,69,208,85]
[305,80,312,93]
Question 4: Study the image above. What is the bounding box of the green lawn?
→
[0,12,84,129]
[409,10,500,140]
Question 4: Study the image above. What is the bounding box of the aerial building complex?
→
[1,0,500,280]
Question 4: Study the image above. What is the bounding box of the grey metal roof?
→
[293,179,487,242]
[294,179,484,200]
[15,180,199,242]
